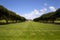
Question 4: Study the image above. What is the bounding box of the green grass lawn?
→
[0,21,60,40]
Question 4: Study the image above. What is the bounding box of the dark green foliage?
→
[0,5,26,23]
[55,8,60,18]
[33,8,60,23]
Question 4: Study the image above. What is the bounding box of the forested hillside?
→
[0,5,26,24]
[33,8,60,23]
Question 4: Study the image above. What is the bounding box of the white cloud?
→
[49,6,56,11]
[21,9,40,20]
[44,8,47,11]
[32,9,40,14]
[40,8,47,13]
[21,8,47,20]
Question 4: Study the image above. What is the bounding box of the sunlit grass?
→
[0,21,60,40]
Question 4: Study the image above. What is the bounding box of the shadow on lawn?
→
[0,22,8,25]
[42,22,60,25]
[0,22,60,25]
[0,22,22,25]
[54,23,60,25]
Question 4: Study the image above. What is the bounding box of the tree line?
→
[0,5,26,24]
[33,8,60,23]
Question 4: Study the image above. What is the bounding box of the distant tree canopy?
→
[0,5,26,23]
[33,8,60,23]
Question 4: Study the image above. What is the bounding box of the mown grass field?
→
[0,21,60,40]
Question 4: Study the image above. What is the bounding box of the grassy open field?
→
[0,21,60,40]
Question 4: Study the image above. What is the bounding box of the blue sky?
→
[0,0,60,19]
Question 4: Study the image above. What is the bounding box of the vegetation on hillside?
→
[33,8,60,23]
[0,5,26,24]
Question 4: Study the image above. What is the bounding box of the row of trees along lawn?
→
[0,5,26,24]
[33,8,60,23]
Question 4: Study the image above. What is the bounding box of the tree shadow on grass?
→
[0,21,25,25]
[54,23,60,25]
[46,22,60,25]
[0,22,10,25]
[39,22,60,25]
